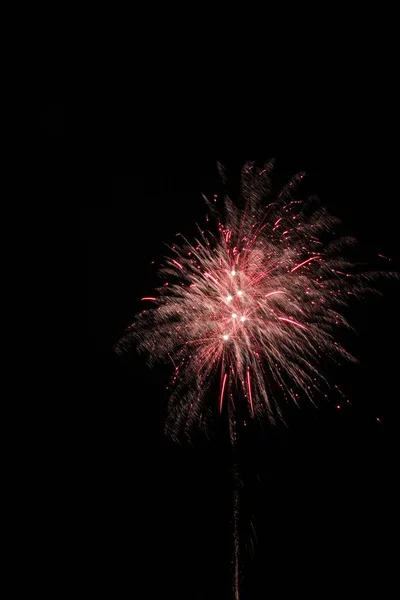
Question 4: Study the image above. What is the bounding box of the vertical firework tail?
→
[229,398,240,600]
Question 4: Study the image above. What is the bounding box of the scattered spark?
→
[172,259,183,270]
[204,272,219,285]
[377,254,391,261]
[220,372,228,412]
[290,256,319,273]
[265,291,285,298]
[247,368,254,416]
[278,317,309,331]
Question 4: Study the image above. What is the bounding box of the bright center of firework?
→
[240,316,246,322]
[231,270,236,276]
[227,294,233,302]
[237,290,243,297]
[223,334,229,341]
[232,313,238,319]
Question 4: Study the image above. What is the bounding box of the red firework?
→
[116,161,384,438]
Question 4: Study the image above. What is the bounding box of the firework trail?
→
[229,402,240,600]
[116,160,382,434]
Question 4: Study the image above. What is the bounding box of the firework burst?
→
[116,161,383,439]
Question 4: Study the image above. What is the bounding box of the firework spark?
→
[116,161,383,438]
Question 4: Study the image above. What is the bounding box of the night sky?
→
[65,88,400,598]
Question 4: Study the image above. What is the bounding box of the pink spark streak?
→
[278,317,309,330]
[290,256,319,272]
[172,260,183,270]
[204,272,220,285]
[247,369,254,416]
[220,373,228,412]
[265,291,286,298]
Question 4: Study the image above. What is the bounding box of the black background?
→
[44,67,399,597]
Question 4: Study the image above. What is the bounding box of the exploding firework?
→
[116,161,382,438]
[116,160,397,599]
